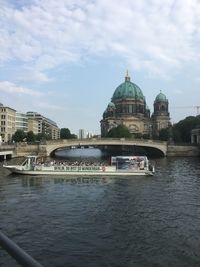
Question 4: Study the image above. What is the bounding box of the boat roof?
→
[26,155,38,159]
[111,156,149,163]
[111,156,148,159]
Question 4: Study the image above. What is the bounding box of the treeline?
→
[12,128,77,143]
[105,115,200,143]
[161,115,200,143]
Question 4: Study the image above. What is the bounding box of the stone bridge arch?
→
[45,138,167,157]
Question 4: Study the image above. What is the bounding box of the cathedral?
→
[100,71,170,138]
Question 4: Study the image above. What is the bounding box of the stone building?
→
[151,91,170,138]
[100,72,170,138]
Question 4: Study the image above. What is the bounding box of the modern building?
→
[15,112,28,133]
[101,72,170,138]
[86,132,94,138]
[26,111,60,139]
[79,129,85,139]
[0,103,16,143]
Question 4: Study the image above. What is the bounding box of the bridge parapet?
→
[0,144,15,158]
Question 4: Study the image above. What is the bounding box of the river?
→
[1,149,200,267]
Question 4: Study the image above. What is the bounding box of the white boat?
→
[3,155,155,176]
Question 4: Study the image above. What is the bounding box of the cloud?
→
[0,0,200,78]
[0,81,43,96]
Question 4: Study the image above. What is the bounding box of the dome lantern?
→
[125,70,131,82]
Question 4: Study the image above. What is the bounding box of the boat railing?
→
[0,230,43,267]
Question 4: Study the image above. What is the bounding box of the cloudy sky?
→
[1,0,200,135]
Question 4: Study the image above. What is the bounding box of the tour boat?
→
[3,155,155,176]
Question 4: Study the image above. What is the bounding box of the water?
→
[1,149,200,267]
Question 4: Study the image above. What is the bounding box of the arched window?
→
[161,105,165,111]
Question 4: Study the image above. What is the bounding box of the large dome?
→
[112,73,144,101]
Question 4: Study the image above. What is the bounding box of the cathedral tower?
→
[151,91,170,138]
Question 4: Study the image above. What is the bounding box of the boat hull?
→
[4,166,153,176]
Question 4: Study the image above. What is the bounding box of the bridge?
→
[1,138,200,158]
[39,138,168,157]
[44,138,168,156]
[0,144,15,159]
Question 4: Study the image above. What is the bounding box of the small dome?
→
[155,91,167,102]
[107,102,115,109]
[112,72,144,101]
[103,102,115,116]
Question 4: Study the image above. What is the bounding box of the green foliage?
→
[106,124,132,138]
[35,133,48,141]
[12,130,26,142]
[70,134,77,139]
[173,116,200,143]
[12,127,77,143]
[172,127,182,143]
[60,128,76,139]
[26,131,35,142]
[159,128,169,141]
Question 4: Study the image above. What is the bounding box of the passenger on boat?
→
[139,160,145,170]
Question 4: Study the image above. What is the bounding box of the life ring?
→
[102,166,106,172]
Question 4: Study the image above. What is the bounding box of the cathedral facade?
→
[100,72,170,138]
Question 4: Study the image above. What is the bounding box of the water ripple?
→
[1,157,200,266]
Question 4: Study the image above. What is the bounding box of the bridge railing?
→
[45,137,167,145]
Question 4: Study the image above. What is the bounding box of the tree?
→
[106,124,132,138]
[35,133,48,141]
[172,127,182,143]
[26,131,35,143]
[159,128,170,141]
[60,128,75,139]
[173,116,200,143]
[12,130,26,142]
[70,134,77,139]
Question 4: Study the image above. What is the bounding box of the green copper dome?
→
[112,72,144,101]
[155,91,167,102]
[107,102,115,109]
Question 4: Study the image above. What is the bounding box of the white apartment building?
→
[0,104,16,143]
[26,111,60,139]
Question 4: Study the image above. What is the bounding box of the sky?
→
[1,0,200,135]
